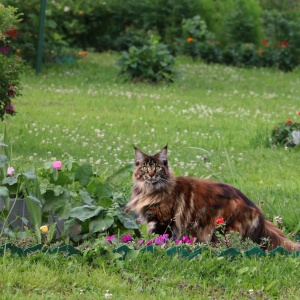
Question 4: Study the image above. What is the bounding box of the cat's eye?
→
[155,166,161,171]
[142,166,148,171]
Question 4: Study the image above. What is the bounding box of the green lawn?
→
[1,53,300,299]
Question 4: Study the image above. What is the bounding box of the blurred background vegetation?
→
[2,0,300,71]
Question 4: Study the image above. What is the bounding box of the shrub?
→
[271,115,300,147]
[116,34,177,83]
[0,4,25,120]
[224,0,263,45]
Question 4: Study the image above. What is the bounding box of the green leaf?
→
[98,197,113,208]
[79,190,94,205]
[53,185,64,196]
[23,170,37,180]
[26,195,42,207]
[0,155,8,167]
[74,163,93,186]
[2,176,18,185]
[0,186,10,209]
[68,205,103,221]
[95,182,112,199]
[89,213,114,233]
[43,189,71,219]
[64,218,82,236]
[115,210,138,229]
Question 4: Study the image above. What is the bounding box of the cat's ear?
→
[158,145,168,164]
[134,147,145,164]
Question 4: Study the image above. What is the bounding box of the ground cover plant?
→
[0,53,300,298]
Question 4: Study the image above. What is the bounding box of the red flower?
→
[261,40,269,47]
[286,118,292,125]
[216,218,225,224]
[280,41,289,48]
[5,29,20,40]
[187,37,194,43]
[297,112,300,116]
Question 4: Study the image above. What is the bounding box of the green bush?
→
[0,4,25,120]
[116,34,177,83]
[224,0,263,45]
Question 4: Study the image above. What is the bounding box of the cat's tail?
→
[263,220,300,252]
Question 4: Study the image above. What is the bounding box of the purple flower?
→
[106,235,115,243]
[0,46,9,53]
[121,233,133,243]
[138,239,145,245]
[154,234,169,245]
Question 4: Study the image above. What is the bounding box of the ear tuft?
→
[134,147,145,162]
[158,146,168,162]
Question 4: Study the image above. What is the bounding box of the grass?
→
[1,53,300,299]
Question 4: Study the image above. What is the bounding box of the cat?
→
[126,146,300,251]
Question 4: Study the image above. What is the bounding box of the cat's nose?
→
[148,171,155,177]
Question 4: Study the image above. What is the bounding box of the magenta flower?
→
[146,240,153,246]
[106,235,115,243]
[154,234,169,245]
[121,233,133,243]
[7,166,15,176]
[138,239,145,245]
[52,161,62,170]
[0,46,9,53]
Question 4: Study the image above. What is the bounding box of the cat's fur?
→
[126,146,300,251]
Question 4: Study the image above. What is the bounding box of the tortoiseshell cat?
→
[126,146,300,251]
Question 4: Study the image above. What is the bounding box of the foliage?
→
[116,34,177,83]
[223,0,263,45]
[270,114,300,147]
[0,4,25,120]
[0,153,138,243]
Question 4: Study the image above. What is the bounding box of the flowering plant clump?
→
[270,113,300,147]
[1,154,136,243]
[0,4,25,120]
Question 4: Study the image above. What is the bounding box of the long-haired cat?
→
[126,146,300,251]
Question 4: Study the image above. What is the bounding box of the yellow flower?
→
[40,225,49,234]
[16,49,21,53]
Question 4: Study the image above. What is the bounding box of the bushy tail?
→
[263,220,300,252]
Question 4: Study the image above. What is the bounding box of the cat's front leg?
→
[147,221,157,234]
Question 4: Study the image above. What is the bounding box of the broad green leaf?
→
[43,189,71,219]
[0,155,8,167]
[23,170,37,180]
[68,205,103,221]
[64,219,82,236]
[95,182,112,199]
[26,195,42,207]
[98,197,113,208]
[115,210,138,229]
[53,185,64,196]
[2,176,18,185]
[79,190,94,205]
[74,163,93,187]
[89,213,114,233]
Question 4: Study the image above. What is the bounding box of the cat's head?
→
[133,146,173,190]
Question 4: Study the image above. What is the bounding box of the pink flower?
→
[7,166,15,176]
[121,233,133,243]
[106,235,115,243]
[146,240,153,246]
[52,161,62,170]
[216,218,225,224]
